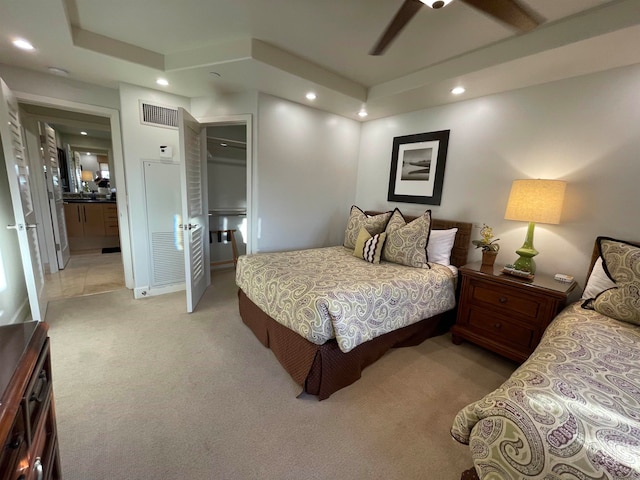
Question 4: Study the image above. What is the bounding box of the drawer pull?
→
[34,457,43,480]
[494,323,502,329]
[499,297,508,303]
[29,369,48,403]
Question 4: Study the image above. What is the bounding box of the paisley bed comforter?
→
[451,302,640,480]
[235,246,456,353]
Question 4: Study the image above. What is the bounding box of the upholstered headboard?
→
[365,211,472,268]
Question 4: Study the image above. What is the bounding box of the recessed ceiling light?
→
[48,66,69,76]
[451,86,466,95]
[306,92,317,101]
[13,38,35,51]
[156,78,169,86]
[358,109,368,118]
[80,131,88,136]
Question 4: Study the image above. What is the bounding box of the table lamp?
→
[81,170,93,191]
[504,179,566,274]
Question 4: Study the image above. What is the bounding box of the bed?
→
[236,207,472,400]
[452,236,640,479]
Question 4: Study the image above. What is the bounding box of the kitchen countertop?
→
[63,198,116,203]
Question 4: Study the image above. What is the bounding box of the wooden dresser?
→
[0,322,62,480]
[452,263,577,363]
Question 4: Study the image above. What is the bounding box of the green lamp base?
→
[513,222,539,274]
[513,255,536,274]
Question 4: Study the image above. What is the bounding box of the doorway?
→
[206,123,248,269]
[18,101,131,301]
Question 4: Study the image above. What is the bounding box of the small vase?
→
[481,250,498,267]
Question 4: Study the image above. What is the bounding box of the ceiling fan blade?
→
[370,0,424,56]
[460,0,542,32]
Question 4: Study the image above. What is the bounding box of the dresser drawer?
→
[28,395,55,480]
[23,340,52,446]
[0,405,28,480]
[466,307,535,349]
[469,279,543,319]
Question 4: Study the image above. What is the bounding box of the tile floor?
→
[44,250,126,301]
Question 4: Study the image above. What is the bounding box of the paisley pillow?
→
[382,209,432,268]
[353,227,386,264]
[593,237,640,325]
[343,206,392,250]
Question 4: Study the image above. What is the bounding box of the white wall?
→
[0,64,119,109]
[191,92,258,120]
[208,160,246,210]
[119,83,190,294]
[256,93,361,252]
[0,144,29,325]
[356,64,640,286]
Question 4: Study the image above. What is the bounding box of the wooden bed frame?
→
[238,216,473,400]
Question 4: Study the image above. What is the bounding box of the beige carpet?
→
[45,269,516,480]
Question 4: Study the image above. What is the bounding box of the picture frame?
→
[387,130,450,205]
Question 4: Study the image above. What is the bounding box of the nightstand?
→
[452,262,577,363]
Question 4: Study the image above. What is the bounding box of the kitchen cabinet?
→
[63,201,119,251]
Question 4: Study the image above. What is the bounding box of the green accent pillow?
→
[343,206,391,250]
[593,237,640,325]
[382,209,432,268]
[353,227,386,264]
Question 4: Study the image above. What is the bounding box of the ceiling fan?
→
[370,0,542,55]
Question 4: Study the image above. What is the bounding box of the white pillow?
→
[427,228,458,266]
[581,256,616,299]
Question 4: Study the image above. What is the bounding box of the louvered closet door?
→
[178,108,210,312]
[42,123,70,269]
[0,78,47,320]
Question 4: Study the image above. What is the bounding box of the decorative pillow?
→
[353,227,386,264]
[592,237,640,325]
[382,209,432,268]
[427,228,458,266]
[581,256,616,300]
[384,208,406,235]
[343,206,392,250]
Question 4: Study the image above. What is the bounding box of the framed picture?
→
[387,130,450,205]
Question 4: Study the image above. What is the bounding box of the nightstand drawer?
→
[469,280,542,319]
[466,308,535,348]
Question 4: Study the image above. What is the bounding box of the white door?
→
[41,124,70,269]
[0,79,47,321]
[178,108,210,312]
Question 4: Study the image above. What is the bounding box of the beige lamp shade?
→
[504,179,566,225]
[81,170,94,182]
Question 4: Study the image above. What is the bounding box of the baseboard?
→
[7,296,31,324]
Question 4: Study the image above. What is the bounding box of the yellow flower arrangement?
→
[472,224,500,252]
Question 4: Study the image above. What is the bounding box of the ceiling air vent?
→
[139,101,178,129]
